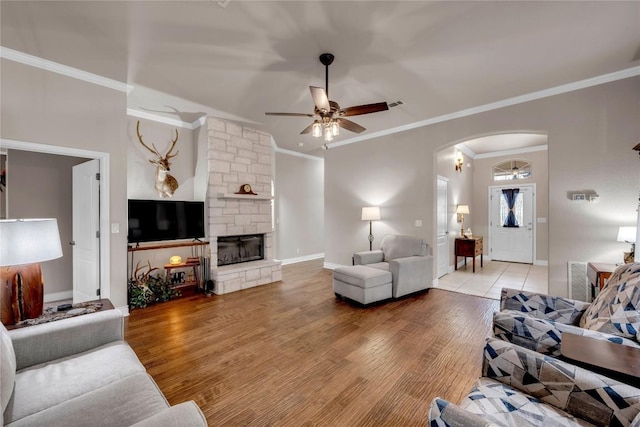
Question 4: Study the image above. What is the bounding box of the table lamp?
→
[361,207,381,251]
[0,218,63,325]
[456,205,470,237]
[617,226,637,264]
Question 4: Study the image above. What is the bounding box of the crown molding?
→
[474,144,548,160]
[274,145,324,161]
[330,66,640,150]
[126,108,205,130]
[455,143,476,159]
[0,46,133,94]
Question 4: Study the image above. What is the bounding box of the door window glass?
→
[500,190,523,227]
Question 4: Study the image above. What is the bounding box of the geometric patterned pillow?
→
[579,262,640,341]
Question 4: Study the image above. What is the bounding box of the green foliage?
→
[148,274,180,302]
[128,274,181,309]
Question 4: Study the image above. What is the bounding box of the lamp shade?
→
[456,205,470,215]
[0,218,63,266]
[617,226,637,243]
[361,207,381,221]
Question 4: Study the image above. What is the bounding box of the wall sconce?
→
[617,226,637,264]
[456,205,469,237]
[361,206,381,251]
[455,151,464,173]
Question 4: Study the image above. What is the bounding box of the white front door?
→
[436,176,449,278]
[489,185,534,263]
[72,159,100,302]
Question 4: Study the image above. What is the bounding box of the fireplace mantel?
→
[216,193,273,201]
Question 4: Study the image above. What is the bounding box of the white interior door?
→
[436,176,449,278]
[489,185,534,263]
[72,159,100,302]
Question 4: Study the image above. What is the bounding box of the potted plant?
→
[128,261,180,308]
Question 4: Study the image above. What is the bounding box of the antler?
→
[131,260,158,286]
[136,120,179,161]
[136,121,162,157]
[164,129,179,160]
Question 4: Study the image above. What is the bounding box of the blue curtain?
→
[502,188,519,227]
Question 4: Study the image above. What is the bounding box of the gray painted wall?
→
[274,153,324,260]
[436,146,475,268]
[325,77,640,297]
[127,117,197,200]
[1,59,130,308]
[7,150,88,298]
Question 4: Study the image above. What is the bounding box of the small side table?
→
[164,260,201,290]
[586,262,617,301]
[455,236,483,273]
[561,332,640,386]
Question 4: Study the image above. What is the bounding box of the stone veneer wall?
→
[207,117,281,294]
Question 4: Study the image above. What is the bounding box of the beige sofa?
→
[1,309,207,426]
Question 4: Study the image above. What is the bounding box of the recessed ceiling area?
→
[1,1,638,156]
[458,134,548,158]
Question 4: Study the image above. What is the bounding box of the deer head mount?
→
[136,120,180,198]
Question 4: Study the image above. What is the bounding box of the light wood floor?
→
[124,259,499,426]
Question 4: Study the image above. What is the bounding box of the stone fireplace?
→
[217,234,264,266]
[206,117,282,294]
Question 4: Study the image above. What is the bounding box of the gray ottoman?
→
[333,265,392,305]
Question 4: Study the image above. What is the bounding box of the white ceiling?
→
[2,1,639,157]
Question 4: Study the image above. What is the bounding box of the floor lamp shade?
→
[362,207,381,250]
[0,219,63,325]
[361,207,381,221]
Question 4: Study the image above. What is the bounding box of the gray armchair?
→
[353,234,433,298]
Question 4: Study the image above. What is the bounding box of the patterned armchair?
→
[428,337,640,427]
[493,262,640,357]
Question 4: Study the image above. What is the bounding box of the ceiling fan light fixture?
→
[330,120,340,136]
[312,121,322,138]
[324,126,334,142]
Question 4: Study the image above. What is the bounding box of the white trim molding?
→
[329,66,640,150]
[0,46,133,94]
[279,253,325,266]
[275,145,325,161]
[126,108,205,130]
[474,144,548,160]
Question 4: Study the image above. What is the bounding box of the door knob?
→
[69,241,75,246]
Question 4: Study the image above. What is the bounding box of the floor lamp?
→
[361,207,381,251]
[0,218,63,325]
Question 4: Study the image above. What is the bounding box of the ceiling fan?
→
[265,53,389,145]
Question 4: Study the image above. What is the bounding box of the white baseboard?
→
[44,291,72,303]
[280,253,324,265]
[323,262,347,270]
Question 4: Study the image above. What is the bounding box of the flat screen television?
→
[128,199,205,244]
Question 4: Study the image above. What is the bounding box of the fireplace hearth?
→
[217,234,264,266]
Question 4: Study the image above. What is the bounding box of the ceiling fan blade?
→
[341,102,389,117]
[265,112,313,117]
[310,86,330,113]
[338,118,366,134]
[300,123,315,134]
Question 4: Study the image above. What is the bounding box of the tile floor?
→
[434,260,548,300]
